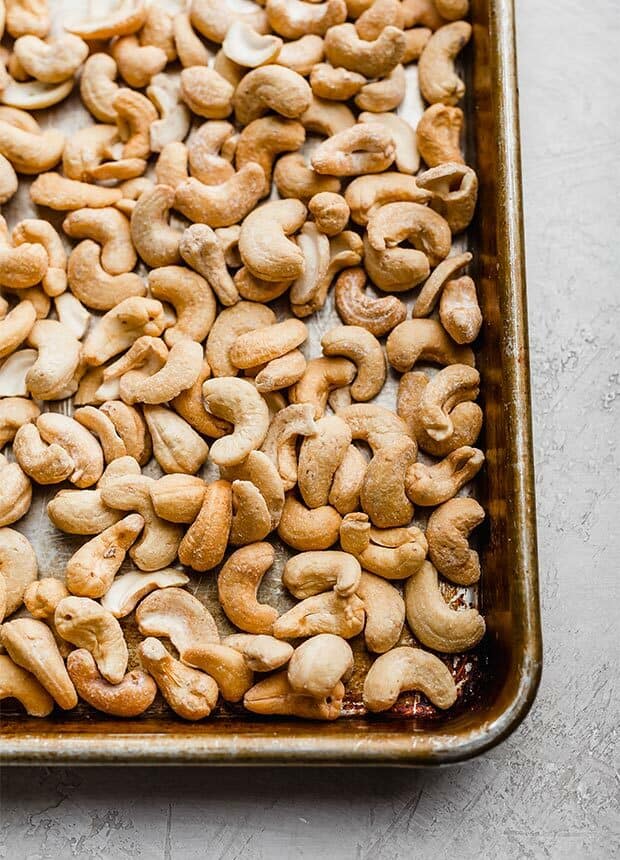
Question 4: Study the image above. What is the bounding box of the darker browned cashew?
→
[426,497,485,585]
[218,542,278,634]
[334,267,406,337]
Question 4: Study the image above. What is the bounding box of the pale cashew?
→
[403,26,432,62]
[10,288,49,320]
[416,103,464,167]
[359,113,418,174]
[405,446,484,506]
[80,53,120,124]
[412,251,472,317]
[339,513,427,580]
[324,23,405,77]
[288,634,353,699]
[66,0,147,39]
[173,11,212,68]
[273,590,365,639]
[100,473,183,570]
[230,480,272,545]
[355,0,403,37]
[357,571,405,653]
[233,65,312,126]
[283,551,361,600]
[190,0,268,44]
[0,106,40,133]
[65,514,145,598]
[115,338,203,405]
[426,497,484,586]
[1,78,74,110]
[0,654,53,716]
[329,442,367,514]
[99,401,151,465]
[114,87,158,159]
[419,20,471,105]
[183,642,254,703]
[149,474,206,524]
[178,479,232,571]
[0,153,18,203]
[101,569,189,619]
[297,415,350,509]
[64,206,136,269]
[67,649,157,718]
[0,396,39,447]
[239,198,306,283]
[236,116,305,197]
[138,637,218,720]
[386,318,475,372]
[0,121,64,174]
[254,350,306,393]
[219,449,285,531]
[81,299,163,368]
[416,162,478,233]
[112,34,167,89]
[440,276,482,344]
[1,618,77,709]
[187,120,236,185]
[12,219,67,297]
[308,191,349,236]
[345,173,431,226]
[0,232,48,290]
[230,319,307,371]
[174,164,265,227]
[274,152,341,202]
[179,224,239,308]
[363,646,457,712]
[260,402,317,489]
[5,0,50,38]
[0,527,37,615]
[74,406,128,464]
[24,320,80,400]
[146,74,190,154]
[141,2,176,61]
[31,173,122,210]
[321,325,386,401]
[289,221,330,311]
[172,360,231,439]
[0,300,36,358]
[301,95,356,137]
[180,66,234,119]
[334,266,406,336]
[22,577,68,646]
[0,452,31,526]
[310,63,366,101]
[418,364,480,442]
[278,493,342,551]
[276,34,325,76]
[233,267,291,303]
[14,33,88,83]
[367,201,451,269]
[296,224,362,312]
[312,124,395,177]
[405,561,485,651]
[202,377,270,467]
[223,20,282,67]
[244,670,343,720]
[355,63,406,113]
[266,0,345,38]
[149,264,217,346]
[217,542,278,634]
[136,587,219,657]
[143,404,209,475]
[155,142,188,190]
[223,634,293,673]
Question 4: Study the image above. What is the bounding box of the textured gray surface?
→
[1,0,619,857]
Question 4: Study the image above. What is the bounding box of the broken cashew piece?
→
[363,646,457,712]
[405,446,484,506]
[0,527,37,617]
[101,568,190,619]
[178,479,232,571]
[312,124,395,177]
[244,670,344,720]
[0,654,54,717]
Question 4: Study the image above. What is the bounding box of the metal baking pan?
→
[0,0,541,765]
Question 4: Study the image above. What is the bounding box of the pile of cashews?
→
[0,0,487,722]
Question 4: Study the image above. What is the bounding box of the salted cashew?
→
[180,65,234,119]
[155,142,188,190]
[1,618,77,709]
[236,116,305,196]
[310,63,366,101]
[288,634,353,699]
[345,173,431,226]
[324,23,405,77]
[301,95,356,139]
[190,0,267,44]
[334,267,405,336]
[355,0,403,36]
[0,527,37,616]
[65,514,145,598]
[99,400,151,465]
[202,378,270,468]
[114,87,158,159]
[136,587,219,657]
[13,33,88,83]
[147,74,191,153]
[266,0,345,38]
[440,276,482,344]
[229,480,272,545]
[297,415,350,509]
[178,479,232,571]
[233,65,312,126]
[219,449,285,531]
[187,120,236,185]
[276,34,325,76]
[283,551,361,600]
[80,53,120,123]
[361,431,416,528]
[308,191,350,236]
[173,11,212,67]
[328,442,367,515]
[206,303,274,378]
[405,561,485,651]
[5,0,50,38]
[416,162,478,233]
[31,173,122,210]
[140,2,176,60]
[66,0,146,39]
[24,320,80,401]
[363,646,457,712]
[312,124,395,177]
[412,251,472,317]
[426,497,484,586]
[321,325,386,401]
[130,185,181,268]
[416,103,464,167]
[0,300,36,358]
[217,542,278,634]
[0,396,39,447]
[223,20,282,67]
[178,224,239,308]
[288,221,330,311]
[274,152,341,201]
[138,637,218,720]
[278,493,342,551]
[0,350,51,398]
[149,474,206,524]
[273,590,365,640]
[16,413,104,488]
[183,642,254,703]
[239,198,307,283]
[101,569,190,619]
[244,670,344,719]
[81,298,165,368]
[405,446,484,506]
[231,267,289,303]
[22,578,69,652]
[0,654,53,717]
[100,472,183,570]
[174,164,265,228]
[172,360,230,439]
[143,405,209,475]
[230,319,307,371]
[293,228,364,318]
[403,26,432,62]
[112,34,167,89]
[290,357,356,418]
[0,231,48,290]
[12,219,67,297]
[67,649,156,718]
[340,513,427,580]
[149,264,217,347]
[253,350,306,393]
[0,153,18,203]
[418,364,480,442]
[419,20,471,105]
[386,318,475,372]
[0,119,63,174]
[260,402,317,489]
[357,571,405,653]
[114,337,203,405]
[367,201,451,273]
[0,452,30,526]
[359,113,418,175]
[223,634,293,673]
[0,77,74,111]
[355,63,406,112]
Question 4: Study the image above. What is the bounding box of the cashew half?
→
[363,646,457,711]
[101,568,190,619]
[136,587,219,658]
[149,474,206,524]
[419,20,471,105]
[67,649,156,718]
[65,514,145,598]
[283,551,361,599]
[440,276,482,345]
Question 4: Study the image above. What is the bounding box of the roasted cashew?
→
[66,0,146,39]
[31,173,122,210]
[283,551,361,600]
[230,480,272,545]
[278,493,342,551]
[244,670,344,720]
[419,20,471,105]
[178,479,232,571]
[310,63,366,102]
[173,11,212,68]
[254,350,306,393]
[18,413,104,488]
[14,32,88,84]
[155,141,188,189]
[405,446,485,506]
[0,654,53,717]
[0,527,37,616]
[274,152,341,202]
[334,266,406,336]
[223,20,282,67]
[187,120,236,185]
[130,185,181,268]
[180,65,234,119]
[233,65,312,126]
[355,63,406,113]
[426,497,485,586]
[25,319,81,400]
[144,404,209,475]
[273,590,365,640]
[114,337,203,405]
[340,513,428,582]
[5,0,50,38]
[12,218,66,297]
[172,360,231,439]
[67,649,157,717]
[418,364,480,442]
[308,191,350,236]
[138,637,218,720]
[288,634,353,699]
[0,300,36,358]
[102,568,190,619]
[412,251,472,318]
[276,34,325,76]
[363,646,457,712]
[203,378,269,468]
[65,514,144,598]
[0,396,39,447]
[367,201,451,273]
[148,74,191,153]
[223,634,293,673]
[149,264,216,346]
[260,402,317,489]
[80,53,120,124]
[357,571,405,654]
[174,164,265,228]
[230,319,307,371]
[235,116,305,196]
[301,94,356,138]
[416,103,464,167]
[218,542,278,634]
[99,401,151,465]
[0,120,64,174]
[324,23,405,77]
[345,173,431,226]
[206,302,275,377]
[329,442,367,515]
[361,431,416,528]
[114,87,158,160]
[220,449,285,531]
[290,357,356,418]
[183,642,254,703]
[0,231,48,290]
[178,223,239,308]
[440,276,482,345]
[266,0,345,38]
[190,0,268,44]
[136,587,219,657]
[321,325,386,401]
[386,318,475,372]
[416,162,478,233]
[297,415,351,509]
[0,452,30,526]
[112,34,167,89]
[239,198,307,282]
[312,124,395,177]
[0,350,49,398]
[149,474,206,524]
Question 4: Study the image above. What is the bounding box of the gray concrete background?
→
[1,0,619,857]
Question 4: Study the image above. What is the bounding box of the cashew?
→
[0,300,36,358]
[361,431,416,528]
[0,396,39,447]
[14,33,88,84]
[0,122,64,174]
[67,649,156,717]
[174,164,265,227]
[0,153,18,203]
[297,416,350,509]
[418,364,480,442]
[274,152,341,202]
[288,221,330,310]
[308,191,349,236]
[1,77,74,110]
[10,288,49,320]
[278,493,342,551]
[12,219,67,297]
[310,63,366,101]
[312,124,395,177]
[19,413,104,488]
[66,0,146,39]
[416,103,464,167]
[386,319,475,372]
[172,360,231,439]
[112,34,167,89]
[25,320,80,400]
[138,637,218,720]
[101,568,190,619]
[329,442,367,514]
[405,446,484,506]
[239,198,306,282]
[149,264,217,347]
[288,634,353,698]
[260,402,317,489]
[293,228,363,318]
[183,641,254,703]
[81,298,164,368]
[0,654,53,717]
[412,251,472,317]
[355,63,406,112]
[31,173,122,210]
[359,113,418,176]
[143,404,209,475]
[290,357,356,418]
[276,34,325,76]
[283,551,361,600]
[176,225,238,309]
[419,20,471,105]
[141,2,176,60]
[22,578,68,651]
[321,325,386,401]
[402,0,449,28]
[230,319,307,371]
[340,513,427,580]
[62,208,134,279]
[190,0,268,44]
[0,452,31,526]
[1,618,77,709]
[114,87,158,159]
[266,0,345,38]
[233,65,312,126]
[65,514,145,598]
[334,266,406,336]
[0,236,48,290]
[115,337,203,405]
[223,20,282,67]
[244,670,344,719]
[178,479,232,571]
[217,542,278,634]
[187,120,236,185]
[80,53,120,124]
[325,23,405,77]
[367,202,451,274]
[220,449,285,531]
[236,116,305,196]
[357,571,405,653]
[345,173,431,226]
[223,634,293,673]
[173,11,212,68]
[403,26,432,62]
[202,377,269,467]
[440,276,482,345]
[153,142,187,191]
[180,65,234,119]
[301,94,356,138]
[416,162,478,233]
[5,0,50,38]
[149,474,205,524]
[230,480,272,545]
[0,527,37,616]
[426,497,484,587]
[405,561,485,651]
[130,185,181,267]
[99,400,151,465]
[254,350,306,393]
[136,587,219,658]
[363,646,457,712]
[147,73,191,153]
[273,590,365,639]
